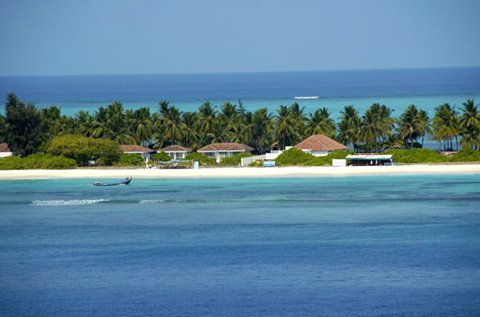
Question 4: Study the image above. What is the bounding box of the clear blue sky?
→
[0,0,479,76]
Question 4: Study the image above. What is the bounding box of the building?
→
[198,142,253,163]
[294,134,347,157]
[346,154,394,166]
[160,145,192,160]
[119,144,156,163]
[0,143,13,158]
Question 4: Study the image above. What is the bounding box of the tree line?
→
[0,93,479,157]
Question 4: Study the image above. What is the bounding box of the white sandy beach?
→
[0,164,479,180]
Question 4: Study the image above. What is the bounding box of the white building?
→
[0,143,13,158]
[160,145,192,160]
[120,144,156,163]
[198,142,253,163]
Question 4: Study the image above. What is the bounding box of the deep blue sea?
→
[1,175,479,316]
[0,67,479,116]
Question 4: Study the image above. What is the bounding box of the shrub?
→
[0,154,76,170]
[115,153,146,166]
[449,148,480,162]
[47,135,121,166]
[151,152,171,162]
[184,152,216,166]
[275,148,314,166]
[386,149,448,164]
[220,153,254,166]
[0,156,24,169]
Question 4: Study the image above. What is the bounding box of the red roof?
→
[198,143,253,152]
[160,145,191,152]
[295,135,347,151]
[0,143,11,152]
[120,145,155,153]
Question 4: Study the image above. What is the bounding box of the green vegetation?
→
[0,154,76,170]
[47,135,121,166]
[386,149,448,164]
[115,153,145,167]
[1,95,480,165]
[151,152,171,161]
[276,148,352,166]
[184,152,215,166]
[449,148,480,162]
[4,94,49,156]
[219,153,254,166]
[275,148,314,166]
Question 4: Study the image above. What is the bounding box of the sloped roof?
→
[295,134,347,151]
[160,145,192,152]
[198,142,253,152]
[120,144,156,153]
[0,143,11,152]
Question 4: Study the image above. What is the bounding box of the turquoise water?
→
[1,175,480,316]
[1,68,479,116]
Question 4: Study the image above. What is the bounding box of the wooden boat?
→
[93,177,132,186]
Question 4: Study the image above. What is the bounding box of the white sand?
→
[0,164,479,180]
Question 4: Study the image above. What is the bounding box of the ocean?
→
[1,67,480,116]
[1,175,479,316]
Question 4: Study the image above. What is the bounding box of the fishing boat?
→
[93,177,132,186]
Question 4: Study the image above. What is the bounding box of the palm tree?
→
[181,112,199,149]
[459,99,480,150]
[161,105,185,145]
[127,107,152,146]
[252,107,273,153]
[197,101,217,145]
[397,105,422,148]
[288,102,307,143]
[306,108,336,138]
[360,103,394,152]
[432,103,459,150]
[275,105,296,149]
[337,105,361,151]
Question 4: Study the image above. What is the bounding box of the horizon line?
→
[1,65,480,78]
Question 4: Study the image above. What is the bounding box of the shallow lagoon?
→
[1,175,479,316]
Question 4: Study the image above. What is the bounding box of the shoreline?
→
[1,164,480,180]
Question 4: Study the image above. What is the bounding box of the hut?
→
[160,145,192,160]
[295,134,347,157]
[120,145,156,163]
[198,142,253,163]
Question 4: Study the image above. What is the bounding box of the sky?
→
[0,0,479,76]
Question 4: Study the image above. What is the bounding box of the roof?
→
[198,143,253,152]
[120,144,156,153]
[160,145,192,152]
[346,154,393,160]
[0,143,11,152]
[295,134,347,152]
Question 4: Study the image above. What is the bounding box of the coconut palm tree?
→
[197,101,217,145]
[397,105,422,148]
[275,105,296,149]
[306,107,336,138]
[360,103,394,152]
[252,107,273,153]
[337,105,361,151]
[161,105,185,145]
[126,107,152,146]
[432,103,459,150]
[459,99,480,150]
[181,112,199,149]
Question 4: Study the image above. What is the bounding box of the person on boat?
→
[94,180,100,185]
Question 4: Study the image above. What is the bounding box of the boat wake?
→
[32,199,110,206]
[294,96,319,100]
